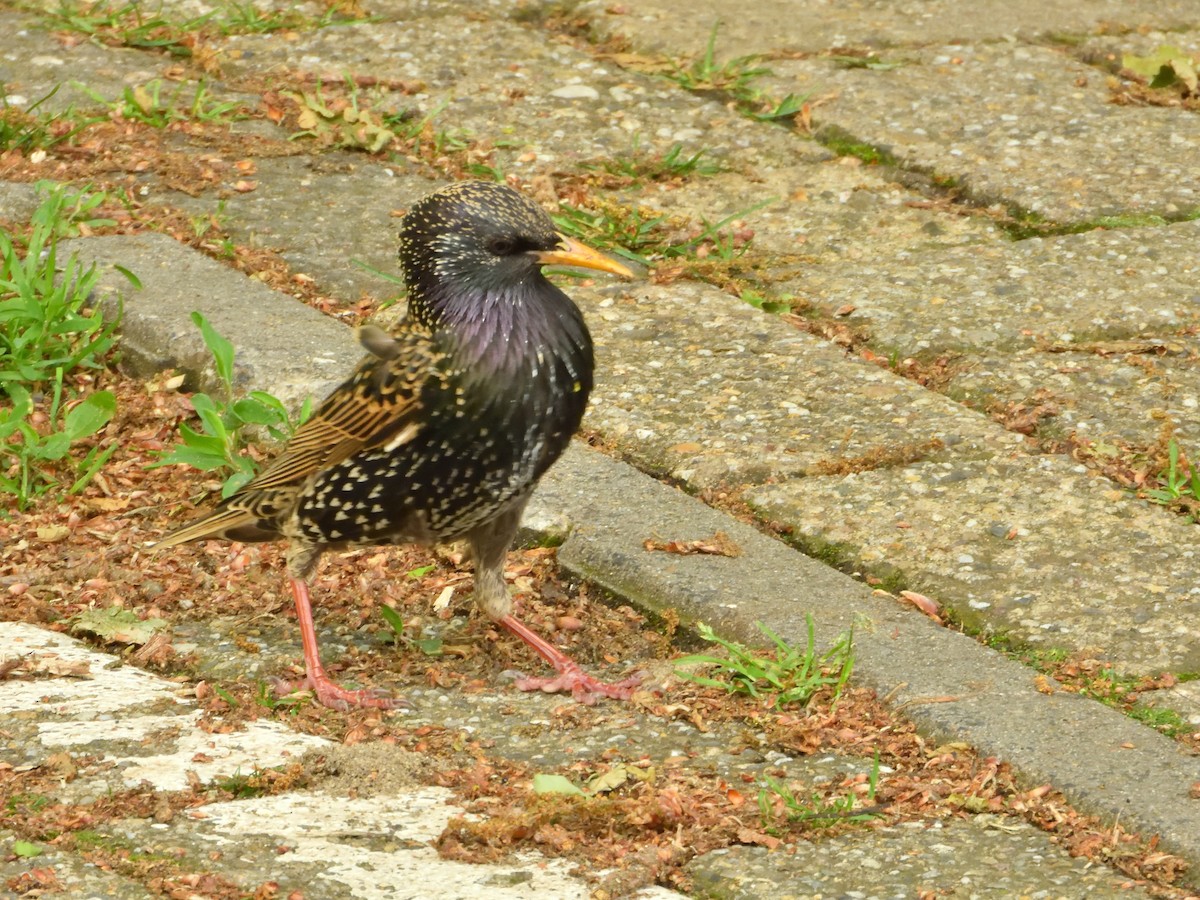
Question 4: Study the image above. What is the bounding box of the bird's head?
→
[398,181,631,325]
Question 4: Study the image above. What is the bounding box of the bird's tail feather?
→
[151,507,264,550]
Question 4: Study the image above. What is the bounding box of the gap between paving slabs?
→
[73,231,1200,885]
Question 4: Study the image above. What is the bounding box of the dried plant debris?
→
[642,531,742,557]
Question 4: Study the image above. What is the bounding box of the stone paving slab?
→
[534,444,1200,877]
[577,0,1199,57]
[0,9,159,112]
[584,280,1025,486]
[0,181,42,224]
[792,219,1200,357]
[747,452,1200,675]
[1,624,325,793]
[687,818,1155,900]
[215,13,810,176]
[579,3,1200,223]
[946,340,1200,450]
[168,153,423,303]
[625,165,1002,267]
[0,622,685,900]
[767,42,1200,222]
[61,231,363,408]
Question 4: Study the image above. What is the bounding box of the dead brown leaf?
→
[642,531,742,557]
[898,590,942,622]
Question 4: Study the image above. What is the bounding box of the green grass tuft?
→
[676,617,854,709]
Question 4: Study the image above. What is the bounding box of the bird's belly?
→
[291,435,554,548]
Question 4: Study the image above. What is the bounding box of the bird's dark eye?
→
[486,237,517,256]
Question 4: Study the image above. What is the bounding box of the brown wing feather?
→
[154,325,443,549]
[243,326,442,492]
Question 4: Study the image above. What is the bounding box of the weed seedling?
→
[757,755,882,831]
[553,197,771,266]
[1145,439,1200,508]
[740,289,794,314]
[0,183,129,510]
[0,214,117,384]
[45,0,214,57]
[592,141,724,183]
[78,79,246,127]
[150,312,311,497]
[670,22,770,95]
[0,84,102,153]
[748,91,811,123]
[0,376,117,510]
[676,617,854,708]
[379,603,444,656]
[666,23,816,126]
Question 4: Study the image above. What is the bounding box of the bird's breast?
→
[292,329,592,548]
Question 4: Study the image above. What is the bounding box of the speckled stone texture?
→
[748,454,1200,674]
[578,0,1197,56]
[688,818,1155,900]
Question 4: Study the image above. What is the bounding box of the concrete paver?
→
[0,622,684,899]
[765,43,1200,221]
[577,0,1198,57]
[688,818,1156,900]
[748,454,1200,674]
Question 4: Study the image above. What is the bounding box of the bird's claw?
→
[513,666,643,705]
[270,675,412,712]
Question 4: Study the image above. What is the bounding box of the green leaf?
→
[111,263,142,290]
[379,604,406,635]
[150,439,228,471]
[12,840,43,858]
[188,393,229,440]
[232,396,284,427]
[71,441,119,494]
[1123,45,1199,92]
[246,390,289,417]
[70,607,168,645]
[532,774,585,796]
[63,390,116,441]
[33,431,71,461]
[190,311,235,389]
[379,605,443,654]
[212,684,239,706]
[412,637,443,657]
[220,466,255,498]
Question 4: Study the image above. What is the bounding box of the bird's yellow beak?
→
[535,236,635,278]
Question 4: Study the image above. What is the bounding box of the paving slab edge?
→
[80,234,1200,887]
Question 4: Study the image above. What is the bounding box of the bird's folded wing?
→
[243,332,444,492]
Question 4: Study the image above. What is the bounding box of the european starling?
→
[156,181,636,709]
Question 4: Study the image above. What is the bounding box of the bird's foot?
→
[271,674,412,712]
[498,613,642,704]
[513,664,643,706]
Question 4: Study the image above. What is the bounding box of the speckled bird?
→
[155,181,637,710]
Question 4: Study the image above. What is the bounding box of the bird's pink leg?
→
[499,614,642,705]
[280,578,409,711]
